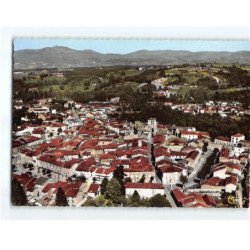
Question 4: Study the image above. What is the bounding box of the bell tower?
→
[148,118,157,137]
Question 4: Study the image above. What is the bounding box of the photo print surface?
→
[12,38,250,208]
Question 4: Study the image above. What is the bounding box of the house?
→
[122,157,155,183]
[201,177,226,192]
[87,183,100,198]
[169,151,188,162]
[212,162,241,179]
[214,136,230,146]
[201,175,238,193]
[41,181,84,206]
[154,146,170,162]
[157,160,187,185]
[180,130,198,141]
[125,183,165,199]
[171,188,216,208]
[46,123,67,134]
[225,176,238,193]
[232,146,245,157]
[231,133,245,146]
[185,150,200,169]
[12,174,37,199]
[219,147,230,163]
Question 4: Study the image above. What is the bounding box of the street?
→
[185,149,212,189]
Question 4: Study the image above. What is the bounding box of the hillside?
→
[13,46,250,69]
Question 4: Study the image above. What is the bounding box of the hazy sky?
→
[14,39,250,54]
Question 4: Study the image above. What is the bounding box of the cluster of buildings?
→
[164,101,249,117]
[12,98,250,208]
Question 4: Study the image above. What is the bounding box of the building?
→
[231,133,245,146]
[125,183,165,199]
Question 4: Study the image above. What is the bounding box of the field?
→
[13,63,250,106]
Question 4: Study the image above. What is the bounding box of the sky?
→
[14,39,250,54]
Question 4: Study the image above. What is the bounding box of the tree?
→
[180,174,188,189]
[113,165,126,195]
[139,174,145,183]
[83,197,97,207]
[125,177,132,183]
[11,178,28,206]
[57,128,62,135]
[100,177,108,195]
[55,187,68,206]
[149,194,171,207]
[202,141,208,153]
[105,178,123,204]
[131,190,141,205]
[94,195,107,206]
[77,175,86,182]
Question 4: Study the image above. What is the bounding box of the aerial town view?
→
[11,39,250,208]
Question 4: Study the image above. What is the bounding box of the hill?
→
[14,46,250,69]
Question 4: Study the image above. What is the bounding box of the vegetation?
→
[180,174,188,188]
[105,178,124,204]
[100,177,109,195]
[55,187,68,206]
[113,165,126,195]
[11,178,28,206]
[197,148,220,180]
[149,194,171,207]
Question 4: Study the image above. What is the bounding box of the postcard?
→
[11,38,250,208]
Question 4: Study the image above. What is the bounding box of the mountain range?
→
[13,46,250,69]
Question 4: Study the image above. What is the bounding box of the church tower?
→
[148,118,157,137]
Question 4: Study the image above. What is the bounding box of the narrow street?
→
[185,149,212,189]
[148,135,177,207]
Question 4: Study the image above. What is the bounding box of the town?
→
[12,94,250,208]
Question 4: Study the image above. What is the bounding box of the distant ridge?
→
[14,46,250,69]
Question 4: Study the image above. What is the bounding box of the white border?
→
[1,27,250,220]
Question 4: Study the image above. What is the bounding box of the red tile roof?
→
[87,183,100,193]
[215,136,230,142]
[171,188,216,208]
[232,133,244,138]
[76,157,96,172]
[13,174,36,192]
[225,176,238,186]
[202,177,224,186]
[42,181,82,197]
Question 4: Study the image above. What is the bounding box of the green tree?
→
[131,190,141,205]
[94,195,106,206]
[11,178,28,206]
[180,174,188,189]
[57,128,62,135]
[55,187,68,206]
[125,177,132,183]
[83,197,97,207]
[100,177,109,195]
[202,141,208,153]
[113,165,126,195]
[149,194,171,207]
[105,178,122,204]
[139,174,146,183]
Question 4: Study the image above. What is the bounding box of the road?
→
[164,186,177,207]
[236,182,243,208]
[185,149,212,189]
[148,136,177,207]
